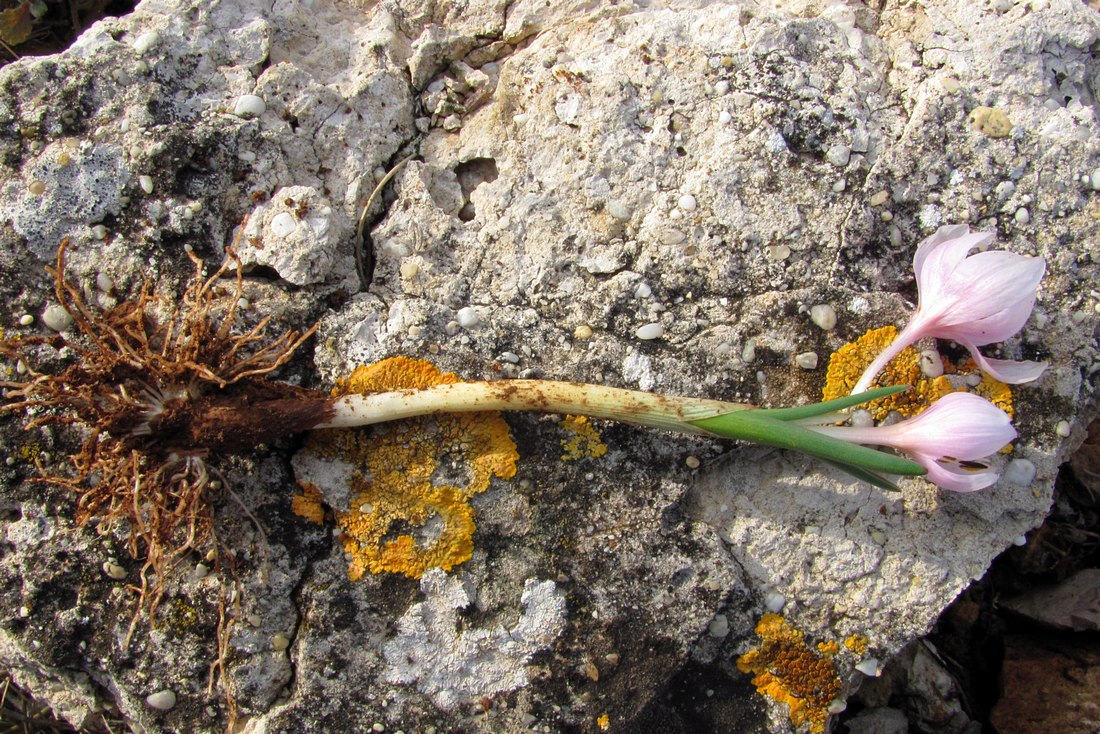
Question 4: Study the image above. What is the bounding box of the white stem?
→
[850,322,919,395]
[317,380,754,436]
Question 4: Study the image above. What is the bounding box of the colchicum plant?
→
[0,223,1044,640]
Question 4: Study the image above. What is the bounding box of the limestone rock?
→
[0,0,1098,733]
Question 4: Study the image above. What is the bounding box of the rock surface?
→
[1,1,1098,733]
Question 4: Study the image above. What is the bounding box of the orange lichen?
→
[824,326,1013,420]
[816,640,839,655]
[596,713,611,731]
[843,634,869,656]
[292,357,519,579]
[290,483,326,525]
[737,614,842,734]
[560,414,608,461]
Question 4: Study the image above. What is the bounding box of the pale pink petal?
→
[932,252,1045,325]
[918,457,1002,493]
[915,230,995,306]
[939,295,1038,345]
[871,392,1016,459]
[912,224,977,285]
[957,340,1048,384]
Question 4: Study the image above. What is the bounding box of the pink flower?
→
[852,225,1047,394]
[808,392,1017,492]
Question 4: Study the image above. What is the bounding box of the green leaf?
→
[690,409,925,476]
[752,385,911,422]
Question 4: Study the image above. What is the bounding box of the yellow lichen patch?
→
[291,482,326,525]
[843,634,869,656]
[298,357,519,580]
[824,326,1013,420]
[560,414,608,461]
[596,713,611,731]
[737,614,842,734]
[816,640,839,655]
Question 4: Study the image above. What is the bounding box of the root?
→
[0,220,317,719]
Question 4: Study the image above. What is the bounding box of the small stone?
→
[42,304,73,332]
[145,690,177,711]
[764,592,786,613]
[809,304,837,331]
[850,409,874,428]
[1014,208,1030,225]
[500,351,520,364]
[941,76,961,94]
[272,633,291,651]
[91,224,108,240]
[1055,420,1071,437]
[634,282,652,298]
[1011,535,1027,546]
[18,314,33,326]
[27,180,45,196]
[708,614,729,638]
[825,144,851,167]
[442,114,463,131]
[677,193,697,211]
[573,324,593,340]
[832,178,846,192]
[102,561,127,580]
[795,352,819,370]
[138,175,154,194]
[685,455,701,469]
[456,306,480,329]
[969,106,1013,138]
[1005,458,1037,486]
[766,244,791,261]
[233,94,266,118]
[607,199,632,220]
[1090,167,1100,191]
[919,350,945,378]
[869,190,889,207]
[855,658,882,677]
[193,563,209,579]
[269,211,297,237]
[635,323,664,340]
[718,109,732,124]
[132,30,160,54]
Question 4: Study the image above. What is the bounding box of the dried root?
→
[0,226,318,718]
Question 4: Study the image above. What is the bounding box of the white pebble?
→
[269,211,297,237]
[714,80,730,95]
[42,304,73,332]
[766,244,791,261]
[708,614,729,638]
[1055,420,1071,437]
[193,563,209,580]
[102,561,127,580]
[764,591,786,613]
[919,350,944,378]
[236,297,250,310]
[828,700,847,714]
[500,351,520,364]
[965,373,983,387]
[18,314,33,326]
[831,178,846,193]
[634,282,652,298]
[825,144,851,167]
[849,409,874,428]
[456,306,480,329]
[607,199,632,220]
[1091,167,1100,191]
[1014,207,1030,225]
[795,352,819,370]
[145,690,177,711]
[573,324,593,340]
[685,455,701,469]
[869,190,889,207]
[132,30,160,55]
[1011,534,1028,546]
[272,633,291,652]
[233,94,267,118]
[718,110,732,124]
[677,194,697,211]
[855,658,882,677]
[239,150,257,162]
[399,261,419,279]
[741,340,756,363]
[1004,458,1036,486]
[809,304,836,331]
[91,224,108,240]
[138,175,154,194]
[635,323,664,340]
